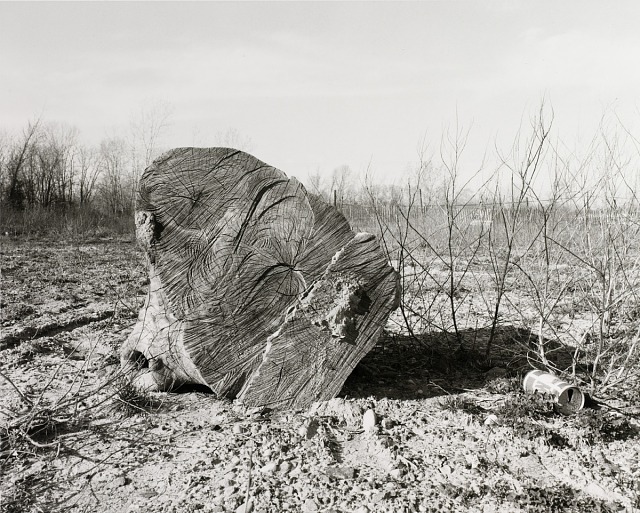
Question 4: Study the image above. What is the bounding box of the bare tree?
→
[4,119,42,208]
[76,144,101,205]
[98,137,131,214]
[215,127,253,153]
[0,130,11,200]
[437,118,491,345]
[43,122,78,205]
[306,169,330,202]
[130,100,174,207]
[10,122,79,207]
[130,99,174,168]
[484,105,553,356]
[330,165,354,207]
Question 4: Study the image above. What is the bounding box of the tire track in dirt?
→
[0,308,114,351]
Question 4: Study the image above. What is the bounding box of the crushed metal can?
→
[523,370,585,415]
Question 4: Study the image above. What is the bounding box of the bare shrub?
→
[352,105,640,398]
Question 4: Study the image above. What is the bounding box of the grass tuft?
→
[574,409,639,444]
[112,377,164,416]
[438,395,484,416]
[495,392,570,448]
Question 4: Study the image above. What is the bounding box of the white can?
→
[522,370,585,415]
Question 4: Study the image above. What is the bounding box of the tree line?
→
[0,117,443,226]
[1,120,156,216]
[3,103,638,238]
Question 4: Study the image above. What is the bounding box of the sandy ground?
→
[1,238,639,512]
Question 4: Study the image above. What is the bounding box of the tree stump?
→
[120,148,399,410]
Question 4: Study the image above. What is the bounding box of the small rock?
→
[302,498,319,512]
[389,468,404,479]
[110,476,127,488]
[280,461,292,474]
[440,464,452,476]
[261,462,278,473]
[362,409,377,432]
[484,414,500,427]
[233,424,245,435]
[324,466,356,480]
[381,418,394,430]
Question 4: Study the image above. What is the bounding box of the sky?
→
[2,1,640,186]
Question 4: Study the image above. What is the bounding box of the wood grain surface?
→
[122,147,399,409]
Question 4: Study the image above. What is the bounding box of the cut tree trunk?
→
[120,147,399,410]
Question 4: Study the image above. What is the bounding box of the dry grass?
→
[0,205,134,238]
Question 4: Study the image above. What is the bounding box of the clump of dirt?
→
[1,302,35,324]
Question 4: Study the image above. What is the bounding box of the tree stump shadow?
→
[340,325,576,400]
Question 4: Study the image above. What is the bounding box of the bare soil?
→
[1,237,639,512]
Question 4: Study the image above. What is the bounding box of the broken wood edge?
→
[236,232,399,409]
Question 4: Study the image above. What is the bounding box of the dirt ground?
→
[1,237,640,513]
